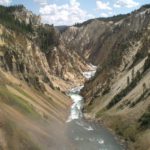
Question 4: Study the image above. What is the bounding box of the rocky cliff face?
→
[62,5,150,66]
[61,5,150,149]
[62,5,150,101]
[0,5,92,91]
[60,4,150,149]
[12,5,41,26]
[0,5,90,150]
[0,67,75,150]
[81,5,150,103]
[62,20,112,61]
[1,3,150,150]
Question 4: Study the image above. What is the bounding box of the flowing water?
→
[66,65,124,150]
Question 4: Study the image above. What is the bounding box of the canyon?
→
[0,4,150,150]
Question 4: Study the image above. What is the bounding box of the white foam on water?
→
[66,93,83,122]
[82,64,97,79]
[69,85,84,93]
[66,65,123,150]
[69,94,83,103]
[97,139,104,144]
[82,70,96,79]
[67,64,97,122]
[84,126,94,131]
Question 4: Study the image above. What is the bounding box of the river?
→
[66,65,124,150]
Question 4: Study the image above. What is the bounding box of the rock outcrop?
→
[0,5,92,91]
[0,5,89,150]
[12,5,41,26]
[0,3,150,149]
[62,5,150,149]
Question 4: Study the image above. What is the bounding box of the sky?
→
[0,0,149,25]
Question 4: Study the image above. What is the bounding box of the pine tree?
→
[143,83,147,93]
[127,76,130,86]
[131,68,135,81]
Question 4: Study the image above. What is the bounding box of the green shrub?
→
[0,86,37,116]
[36,25,59,53]
[139,106,150,129]
[107,71,142,109]
[0,5,33,33]
[130,90,150,108]
[143,53,150,73]
[102,86,110,96]
[142,4,150,9]
[4,119,40,150]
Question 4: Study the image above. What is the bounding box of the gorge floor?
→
[65,68,124,150]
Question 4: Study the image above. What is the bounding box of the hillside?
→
[0,68,74,149]
[0,5,92,91]
[0,5,84,150]
[63,6,149,64]
[60,4,150,149]
[0,3,150,150]
[61,4,150,149]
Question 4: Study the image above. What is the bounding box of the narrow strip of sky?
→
[1,0,150,25]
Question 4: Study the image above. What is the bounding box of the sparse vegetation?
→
[0,85,38,116]
[121,124,138,142]
[103,115,139,143]
[142,4,150,9]
[107,70,142,109]
[143,53,150,73]
[24,74,46,92]
[130,89,150,108]
[13,85,36,101]
[102,86,110,96]
[36,25,59,53]
[130,31,150,70]
[74,14,129,27]
[0,5,33,33]
[139,105,150,129]
[130,51,146,69]
[96,108,107,118]
[131,68,135,81]
[0,3,150,150]
[142,83,147,93]
[127,76,130,86]
[4,119,40,150]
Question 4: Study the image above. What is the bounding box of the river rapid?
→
[66,65,124,150]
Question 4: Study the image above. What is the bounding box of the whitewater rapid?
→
[67,64,96,122]
[66,65,124,150]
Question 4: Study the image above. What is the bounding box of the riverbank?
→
[66,65,124,150]
[83,109,150,150]
[83,113,128,149]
